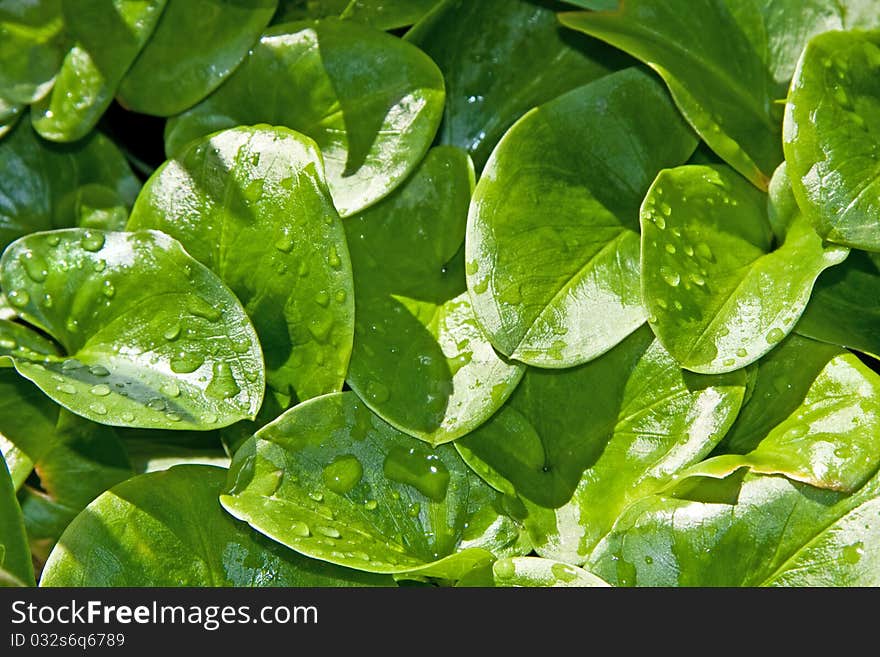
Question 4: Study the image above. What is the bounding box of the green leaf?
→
[0,452,34,586]
[0,0,66,105]
[560,0,780,188]
[405,0,627,170]
[341,0,439,30]
[690,335,880,493]
[589,470,880,586]
[0,370,132,514]
[221,392,524,577]
[165,19,445,216]
[116,0,277,116]
[784,30,880,251]
[31,0,168,142]
[457,326,745,564]
[345,146,523,445]
[41,464,393,586]
[0,120,140,251]
[272,0,349,23]
[0,97,23,140]
[466,69,697,367]
[128,125,353,403]
[0,229,265,429]
[641,164,848,374]
[489,557,609,588]
[797,250,880,356]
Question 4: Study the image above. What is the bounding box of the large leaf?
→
[345,146,523,445]
[0,453,33,586]
[589,470,880,586]
[221,392,527,578]
[784,30,880,251]
[560,1,779,189]
[0,120,140,251]
[689,335,880,493]
[467,68,697,368]
[0,229,264,429]
[457,326,745,564]
[116,0,277,116]
[128,125,353,402]
[0,0,65,105]
[797,250,880,356]
[642,164,848,374]
[41,465,393,586]
[405,0,626,170]
[31,0,168,142]
[165,19,445,216]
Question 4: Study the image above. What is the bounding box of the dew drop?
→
[366,380,390,403]
[328,246,341,268]
[321,454,363,495]
[660,267,681,287]
[170,351,205,373]
[274,232,294,253]
[42,293,53,308]
[163,324,181,341]
[364,499,378,510]
[89,365,110,377]
[160,382,181,398]
[165,412,182,423]
[80,231,105,252]
[89,384,111,397]
[290,522,310,538]
[316,525,341,539]
[206,362,240,399]
[736,348,747,358]
[308,491,324,503]
[334,290,347,303]
[382,446,450,502]
[89,402,108,416]
[314,291,330,307]
[7,290,29,308]
[665,243,677,255]
[56,383,77,394]
[101,280,115,298]
[20,251,48,282]
[766,328,785,344]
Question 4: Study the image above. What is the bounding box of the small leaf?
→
[165,18,445,216]
[221,392,525,577]
[0,120,140,251]
[467,68,697,367]
[0,0,65,105]
[345,146,523,445]
[0,229,265,429]
[784,29,880,251]
[31,0,168,141]
[641,164,848,374]
[116,0,277,116]
[40,465,393,586]
[128,125,354,402]
[689,335,880,493]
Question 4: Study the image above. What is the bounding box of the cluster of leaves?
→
[1,0,879,588]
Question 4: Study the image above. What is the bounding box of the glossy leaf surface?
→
[642,164,848,374]
[41,465,393,586]
[0,453,33,586]
[345,146,522,445]
[458,326,745,564]
[0,120,139,251]
[222,393,523,577]
[129,125,353,402]
[0,229,264,429]
[165,19,445,216]
[467,69,697,367]
[784,30,880,251]
[0,0,65,105]
[31,0,168,141]
[560,1,779,188]
[117,0,276,116]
